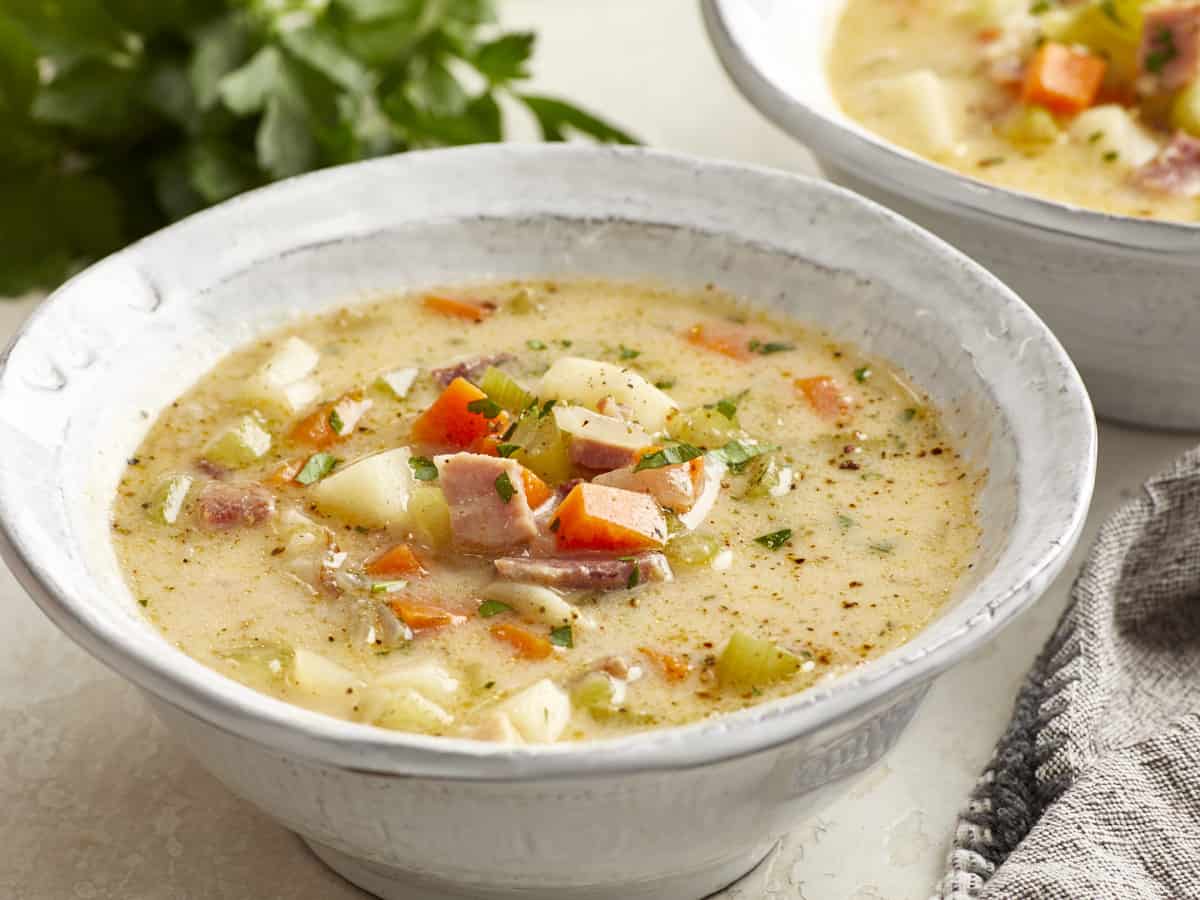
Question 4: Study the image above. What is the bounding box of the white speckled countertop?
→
[1,3,1195,898]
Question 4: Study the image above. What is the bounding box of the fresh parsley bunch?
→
[0,0,637,295]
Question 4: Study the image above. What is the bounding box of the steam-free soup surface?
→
[113,280,980,744]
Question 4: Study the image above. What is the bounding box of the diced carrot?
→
[289,391,371,449]
[795,375,854,421]
[366,543,424,576]
[490,623,554,660]
[519,467,552,508]
[553,482,667,552]
[976,26,1001,43]
[640,646,690,683]
[683,323,754,361]
[1020,43,1106,116]
[389,600,465,631]
[264,458,304,487]
[410,377,500,449]
[423,294,495,323]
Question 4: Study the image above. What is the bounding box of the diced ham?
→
[1134,132,1200,197]
[194,458,228,479]
[493,553,673,591]
[1139,5,1200,93]
[553,405,651,472]
[440,453,538,551]
[430,353,515,388]
[196,481,275,529]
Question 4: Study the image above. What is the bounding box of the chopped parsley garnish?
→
[328,408,345,434]
[869,540,896,555]
[978,156,1006,168]
[627,563,641,589]
[619,344,641,360]
[494,471,516,503]
[1145,26,1178,75]
[501,419,520,440]
[496,443,521,458]
[538,398,556,418]
[705,388,748,420]
[710,440,778,472]
[526,339,547,350]
[1088,130,1105,144]
[559,339,573,348]
[478,599,512,618]
[1029,0,1050,14]
[748,339,795,355]
[467,397,502,418]
[635,443,704,471]
[370,580,408,594]
[1099,0,1123,24]
[549,625,573,648]
[654,378,677,390]
[549,517,561,532]
[901,407,918,422]
[1102,150,1119,163]
[853,366,872,383]
[754,528,793,550]
[409,456,439,481]
[837,513,857,529]
[296,452,338,485]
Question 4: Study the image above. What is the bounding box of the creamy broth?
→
[830,0,1200,221]
[113,280,980,743]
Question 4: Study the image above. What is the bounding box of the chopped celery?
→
[666,407,746,448]
[408,485,452,548]
[146,473,193,524]
[716,631,801,690]
[1172,80,1200,137]
[510,411,572,483]
[204,413,272,467]
[216,641,293,677]
[376,367,419,399]
[737,455,794,499]
[479,366,535,412]
[665,531,721,568]
[1047,1,1142,82]
[506,287,543,315]
[571,671,625,718]
[1000,105,1059,147]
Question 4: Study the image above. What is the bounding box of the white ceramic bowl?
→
[0,146,1094,899]
[704,0,1200,431]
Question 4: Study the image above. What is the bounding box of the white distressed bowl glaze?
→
[0,146,1094,899]
[703,0,1200,431]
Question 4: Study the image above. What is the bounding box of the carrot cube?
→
[795,375,853,421]
[366,543,424,576]
[490,623,554,660]
[553,482,667,552]
[1021,43,1106,116]
[423,294,495,322]
[411,377,499,449]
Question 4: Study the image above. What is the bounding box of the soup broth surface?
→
[113,280,980,743]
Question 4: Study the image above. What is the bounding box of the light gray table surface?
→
[1,3,1194,898]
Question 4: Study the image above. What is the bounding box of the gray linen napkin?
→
[935,447,1200,900]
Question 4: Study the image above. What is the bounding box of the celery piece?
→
[377,367,419,400]
[737,455,794,499]
[147,473,193,524]
[408,485,452,548]
[1048,1,1142,82]
[1172,80,1200,137]
[479,366,535,412]
[571,671,623,718]
[511,412,572,483]
[1000,105,1060,147]
[216,642,294,686]
[666,406,747,449]
[204,413,272,467]
[665,531,721,568]
[716,631,801,690]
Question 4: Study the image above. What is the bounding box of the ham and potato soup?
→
[831,0,1200,219]
[112,281,980,745]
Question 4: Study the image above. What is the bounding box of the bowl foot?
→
[304,836,777,900]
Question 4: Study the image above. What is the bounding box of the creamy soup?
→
[831,0,1200,220]
[113,280,980,744]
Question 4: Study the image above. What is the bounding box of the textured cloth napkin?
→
[935,447,1200,900]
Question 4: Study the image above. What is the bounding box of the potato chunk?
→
[539,358,677,431]
[310,448,413,527]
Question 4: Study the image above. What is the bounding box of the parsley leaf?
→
[853,366,872,383]
[618,344,641,360]
[748,339,795,355]
[478,599,512,618]
[549,625,574,648]
[296,452,337,485]
[328,408,345,434]
[526,339,547,350]
[705,388,749,421]
[709,440,778,471]
[467,397,502,419]
[496,443,521,458]
[409,456,439,481]
[754,528,793,550]
[494,471,516,503]
[635,443,704,471]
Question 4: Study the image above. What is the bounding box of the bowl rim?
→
[0,144,1097,780]
[702,0,1200,255]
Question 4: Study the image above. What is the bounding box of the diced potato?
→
[407,485,452,548]
[310,448,413,528]
[291,647,365,715]
[204,413,272,467]
[472,711,526,744]
[376,367,419,400]
[1069,105,1160,167]
[482,581,592,629]
[373,659,460,705]
[716,631,801,690]
[497,678,572,743]
[238,337,321,417]
[552,404,650,451]
[539,358,677,431]
[361,686,454,731]
[999,105,1060,147]
[868,70,958,157]
[1171,80,1200,137]
[146,473,193,524]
